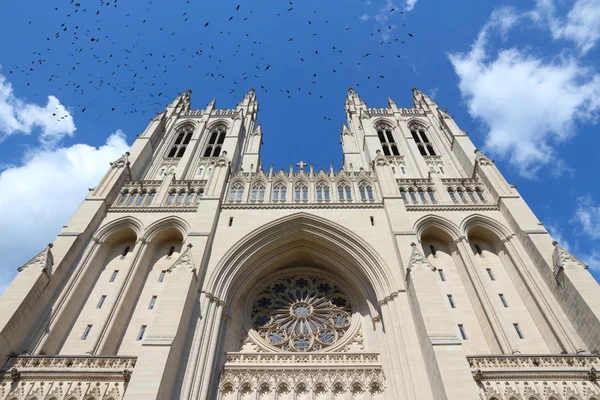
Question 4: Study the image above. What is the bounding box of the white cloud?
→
[359,14,370,21]
[449,6,600,177]
[0,131,129,292]
[0,73,75,146]
[533,0,600,55]
[573,196,600,240]
[404,0,417,12]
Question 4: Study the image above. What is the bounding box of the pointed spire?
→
[553,242,588,270]
[237,88,257,107]
[412,87,438,110]
[341,124,352,136]
[18,244,54,276]
[406,243,436,273]
[345,87,366,113]
[388,97,398,112]
[252,124,262,136]
[168,244,196,272]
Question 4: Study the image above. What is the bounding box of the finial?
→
[296,161,307,171]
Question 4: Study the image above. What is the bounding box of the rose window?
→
[251,275,352,352]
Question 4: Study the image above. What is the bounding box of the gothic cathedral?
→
[1,88,599,400]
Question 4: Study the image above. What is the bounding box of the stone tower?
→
[1,87,599,400]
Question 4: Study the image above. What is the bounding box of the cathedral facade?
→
[1,87,600,400]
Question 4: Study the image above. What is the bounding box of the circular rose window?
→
[250,275,352,352]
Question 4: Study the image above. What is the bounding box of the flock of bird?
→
[5,0,415,124]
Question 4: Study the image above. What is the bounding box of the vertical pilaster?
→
[406,243,479,399]
[453,237,516,354]
[123,246,199,400]
[95,238,150,354]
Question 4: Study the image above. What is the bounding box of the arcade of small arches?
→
[229,180,375,203]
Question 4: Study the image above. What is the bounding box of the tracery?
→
[251,275,352,352]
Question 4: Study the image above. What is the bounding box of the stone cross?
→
[296,161,307,171]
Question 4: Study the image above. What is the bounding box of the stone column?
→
[33,237,102,354]
[180,292,213,400]
[378,297,414,400]
[453,236,516,354]
[406,243,479,399]
[197,299,225,399]
[94,237,149,354]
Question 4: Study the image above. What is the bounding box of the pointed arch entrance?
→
[181,213,414,400]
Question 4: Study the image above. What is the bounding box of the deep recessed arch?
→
[413,214,461,242]
[205,213,397,307]
[143,216,191,243]
[460,214,512,241]
[94,216,143,243]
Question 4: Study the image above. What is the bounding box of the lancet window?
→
[316,182,330,201]
[228,182,244,201]
[272,181,287,202]
[359,181,374,201]
[337,181,352,201]
[294,181,309,201]
[376,123,400,156]
[114,189,157,207]
[410,125,436,156]
[167,125,193,158]
[165,188,202,206]
[203,125,226,158]
[250,182,266,201]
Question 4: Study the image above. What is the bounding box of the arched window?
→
[147,190,156,205]
[167,246,175,259]
[176,190,186,205]
[467,189,476,202]
[400,188,407,202]
[408,189,417,202]
[316,182,330,201]
[417,188,426,202]
[196,189,204,202]
[204,125,227,158]
[167,190,176,205]
[120,246,130,260]
[377,124,400,156]
[448,188,457,202]
[457,188,467,203]
[127,190,138,205]
[359,182,374,201]
[116,190,128,205]
[429,245,437,258]
[136,190,147,205]
[410,126,436,156]
[186,190,196,204]
[427,188,436,202]
[167,125,194,158]
[474,244,484,257]
[337,181,352,201]
[295,182,309,201]
[476,188,485,202]
[272,181,287,201]
[251,182,266,201]
[229,182,244,201]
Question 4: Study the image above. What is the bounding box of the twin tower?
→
[0,87,599,400]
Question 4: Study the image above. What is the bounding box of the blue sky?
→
[0,0,599,289]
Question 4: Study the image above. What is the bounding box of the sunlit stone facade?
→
[1,88,599,400]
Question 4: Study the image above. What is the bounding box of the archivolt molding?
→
[460,214,513,241]
[94,216,143,243]
[142,215,190,243]
[413,214,462,242]
[205,212,396,305]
